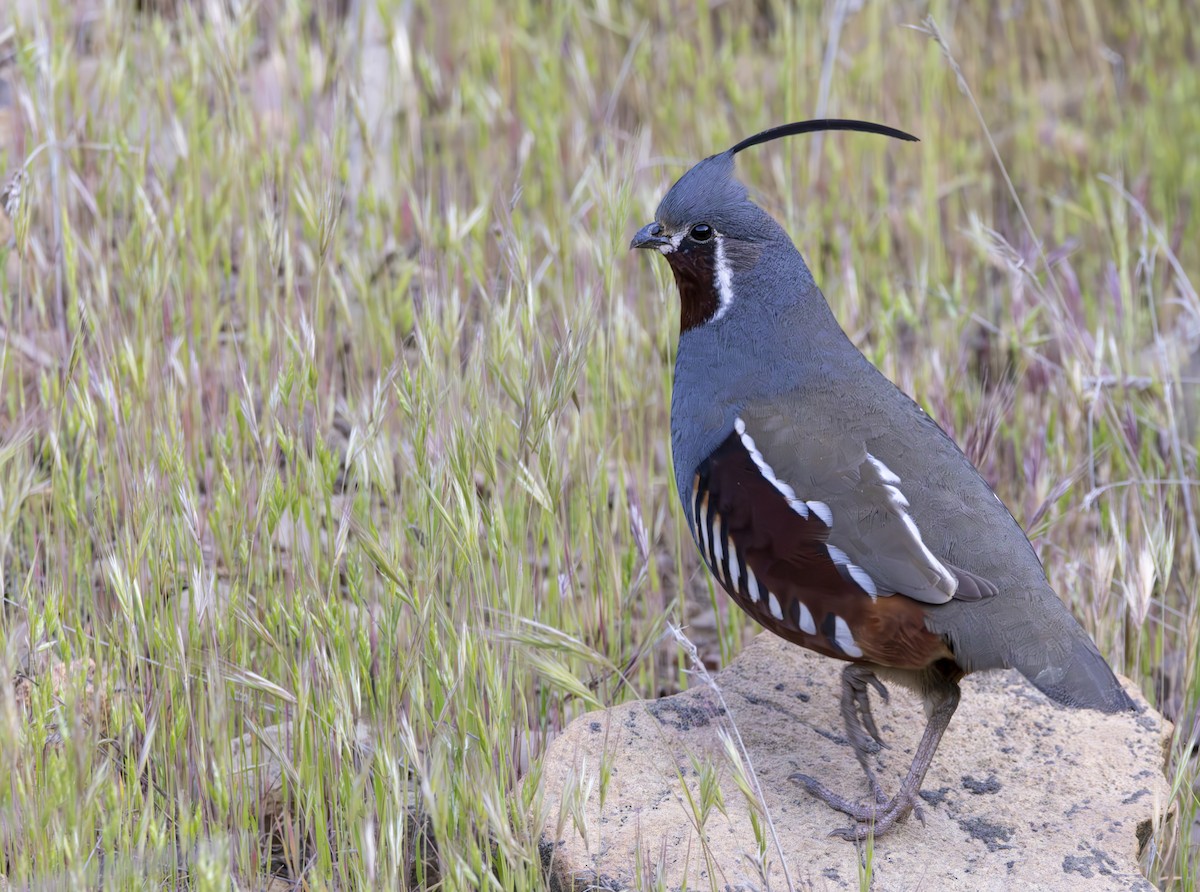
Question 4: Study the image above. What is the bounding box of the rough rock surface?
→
[538,634,1169,891]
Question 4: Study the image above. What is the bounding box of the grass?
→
[0,0,1197,888]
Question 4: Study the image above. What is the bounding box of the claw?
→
[844,666,890,754]
[792,770,917,838]
[865,673,890,703]
[790,772,880,821]
[872,780,889,806]
[855,692,888,750]
[794,674,962,840]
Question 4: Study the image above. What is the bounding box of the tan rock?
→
[538,634,1169,891]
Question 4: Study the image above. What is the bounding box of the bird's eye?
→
[689,224,713,242]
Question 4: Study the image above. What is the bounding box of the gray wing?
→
[737,406,996,604]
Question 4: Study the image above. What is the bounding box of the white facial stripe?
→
[768,592,783,622]
[733,418,810,519]
[710,234,734,323]
[826,543,879,599]
[866,453,957,596]
[834,615,864,658]
[794,600,817,635]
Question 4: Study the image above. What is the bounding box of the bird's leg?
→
[839,664,890,804]
[792,680,961,840]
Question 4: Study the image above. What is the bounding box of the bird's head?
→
[631,119,917,333]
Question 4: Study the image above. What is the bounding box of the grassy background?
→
[1,0,1197,888]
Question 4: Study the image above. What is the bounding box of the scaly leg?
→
[839,664,891,804]
[792,679,961,840]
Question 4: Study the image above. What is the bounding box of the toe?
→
[866,674,890,703]
[830,825,864,842]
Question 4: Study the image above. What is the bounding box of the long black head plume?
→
[727,118,918,156]
[632,117,918,254]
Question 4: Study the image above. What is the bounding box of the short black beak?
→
[630,221,669,251]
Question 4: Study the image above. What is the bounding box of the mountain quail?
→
[631,119,1135,840]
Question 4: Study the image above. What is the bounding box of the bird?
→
[630,118,1135,840]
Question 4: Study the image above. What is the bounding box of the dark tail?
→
[1021,627,1135,712]
[929,589,1135,713]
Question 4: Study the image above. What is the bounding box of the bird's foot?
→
[843,667,890,755]
[790,773,923,840]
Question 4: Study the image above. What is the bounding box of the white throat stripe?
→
[711,234,733,322]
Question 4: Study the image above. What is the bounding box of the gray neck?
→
[669,235,861,502]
